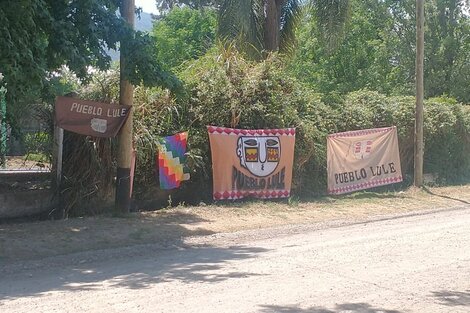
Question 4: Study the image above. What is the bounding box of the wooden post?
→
[414,0,424,187]
[115,0,135,213]
[0,90,6,169]
[51,123,64,217]
[53,126,64,186]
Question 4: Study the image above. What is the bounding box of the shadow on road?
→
[0,243,270,300]
[259,303,403,313]
[423,187,470,205]
[0,211,215,262]
[432,290,470,307]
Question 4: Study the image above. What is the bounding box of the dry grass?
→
[1,185,469,262]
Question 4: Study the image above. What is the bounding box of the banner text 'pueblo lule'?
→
[327,126,403,195]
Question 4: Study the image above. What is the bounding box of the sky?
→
[135,0,158,14]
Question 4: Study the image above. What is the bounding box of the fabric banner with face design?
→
[208,126,296,200]
[327,126,403,195]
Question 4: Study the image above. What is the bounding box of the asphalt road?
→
[1,207,469,312]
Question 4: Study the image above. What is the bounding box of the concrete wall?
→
[0,189,52,218]
[0,171,52,218]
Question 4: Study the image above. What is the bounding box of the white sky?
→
[135,0,158,14]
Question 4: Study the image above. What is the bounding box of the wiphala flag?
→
[157,132,190,189]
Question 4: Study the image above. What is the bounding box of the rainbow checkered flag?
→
[156,132,190,189]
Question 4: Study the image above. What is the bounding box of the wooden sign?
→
[55,96,131,137]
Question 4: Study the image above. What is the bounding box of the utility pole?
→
[414,0,424,187]
[0,87,6,169]
[115,0,135,213]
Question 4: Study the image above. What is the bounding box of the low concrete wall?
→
[0,170,50,183]
[0,189,53,218]
[0,171,52,218]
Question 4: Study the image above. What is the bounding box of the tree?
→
[218,0,300,56]
[379,0,469,101]
[1,1,118,104]
[288,0,396,94]
[0,0,177,126]
[287,0,470,103]
[0,74,6,167]
[218,0,350,58]
[155,0,221,11]
[152,7,217,69]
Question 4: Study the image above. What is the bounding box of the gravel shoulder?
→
[1,185,470,266]
[1,200,469,313]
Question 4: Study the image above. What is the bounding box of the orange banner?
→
[327,126,403,194]
[208,126,296,200]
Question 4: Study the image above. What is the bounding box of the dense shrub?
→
[423,97,470,183]
[59,71,120,217]
[170,53,469,198]
[60,70,184,215]
[177,51,470,198]
[62,51,470,214]
[177,50,338,197]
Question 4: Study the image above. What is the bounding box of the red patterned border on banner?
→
[328,126,395,138]
[328,176,403,195]
[207,126,295,136]
[213,190,290,200]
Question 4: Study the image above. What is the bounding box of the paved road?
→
[1,207,469,312]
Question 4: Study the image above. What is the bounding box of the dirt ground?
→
[2,156,50,171]
[1,185,470,263]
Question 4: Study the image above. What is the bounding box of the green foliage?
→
[178,51,470,195]
[334,90,470,184]
[23,132,52,155]
[0,0,119,106]
[155,0,221,12]
[423,97,470,183]
[312,0,351,50]
[289,0,470,103]
[135,50,470,200]
[59,67,182,215]
[0,0,177,131]
[289,0,391,94]
[178,49,333,195]
[59,70,120,217]
[152,7,217,69]
[59,47,470,214]
[218,0,303,57]
[383,0,470,102]
[338,91,393,130]
[24,153,49,163]
[122,30,181,90]
[132,85,185,195]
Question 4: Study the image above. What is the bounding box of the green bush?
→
[135,52,470,201]
[64,50,470,214]
[24,131,51,155]
[176,50,339,197]
[423,97,470,183]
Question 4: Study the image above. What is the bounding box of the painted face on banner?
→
[352,140,373,159]
[237,136,281,177]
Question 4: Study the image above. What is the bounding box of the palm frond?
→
[279,0,303,54]
[218,0,265,58]
[311,0,351,52]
